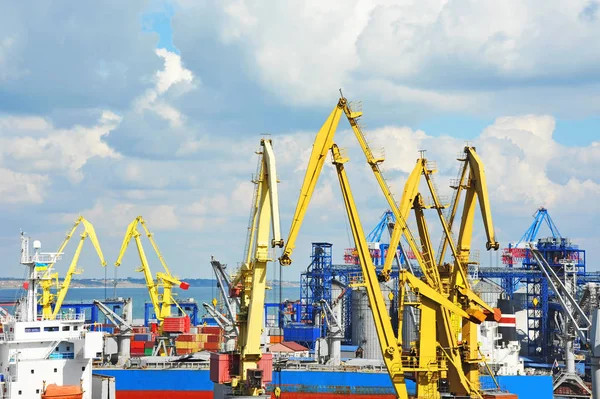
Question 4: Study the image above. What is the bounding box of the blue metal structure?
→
[299,238,402,347]
[515,207,561,245]
[485,207,589,358]
[361,210,407,266]
[47,299,128,325]
[300,243,354,343]
[264,302,302,327]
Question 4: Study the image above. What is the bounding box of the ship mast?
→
[19,233,62,321]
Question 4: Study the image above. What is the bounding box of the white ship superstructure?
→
[0,234,103,399]
[478,298,524,376]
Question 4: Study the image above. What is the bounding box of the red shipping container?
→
[144,342,154,349]
[163,316,191,333]
[209,353,231,384]
[228,353,272,383]
[177,334,195,342]
[258,353,273,383]
[202,326,223,335]
[204,342,220,351]
[150,322,158,333]
[207,334,221,343]
[130,341,145,349]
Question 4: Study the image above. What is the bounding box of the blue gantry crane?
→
[502,207,566,295]
[484,207,589,358]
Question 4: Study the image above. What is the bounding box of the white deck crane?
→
[318,299,344,366]
[202,302,237,351]
[529,246,592,397]
[210,257,240,332]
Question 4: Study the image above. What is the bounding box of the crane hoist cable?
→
[114,216,189,324]
[39,216,106,320]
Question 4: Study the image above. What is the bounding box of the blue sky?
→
[0,0,599,283]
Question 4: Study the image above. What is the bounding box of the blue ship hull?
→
[96,368,552,398]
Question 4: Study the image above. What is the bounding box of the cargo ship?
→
[0,234,105,399]
[96,366,552,399]
[86,249,555,399]
[93,294,553,399]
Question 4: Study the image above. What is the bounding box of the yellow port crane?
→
[115,216,189,323]
[329,144,488,399]
[280,94,430,285]
[380,154,500,395]
[282,137,490,398]
[438,146,501,390]
[279,95,505,398]
[212,138,284,397]
[39,216,106,319]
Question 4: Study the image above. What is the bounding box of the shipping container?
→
[201,326,223,335]
[209,353,231,384]
[258,353,273,383]
[134,334,152,342]
[203,342,220,351]
[269,335,283,344]
[163,316,191,333]
[207,334,221,343]
[130,341,145,349]
[176,334,195,342]
[197,333,208,343]
[283,325,320,344]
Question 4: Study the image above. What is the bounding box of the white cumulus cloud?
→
[134,48,195,127]
[0,111,121,183]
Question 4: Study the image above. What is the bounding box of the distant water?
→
[0,285,300,321]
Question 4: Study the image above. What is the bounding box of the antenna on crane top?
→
[418,149,427,159]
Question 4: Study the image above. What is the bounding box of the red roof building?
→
[267,341,309,356]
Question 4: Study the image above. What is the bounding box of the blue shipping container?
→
[283,326,320,344]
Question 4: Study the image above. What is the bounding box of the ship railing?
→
[273,361,388,373]
[118,360,210,370]
[54,313,85,321]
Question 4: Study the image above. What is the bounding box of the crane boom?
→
[94,300,133,333]
[279,96,432,287]
[281,96,503,398]
[330,145,407,399]
[216,138,283,397]
[115,217,161,320]
[330,144,484,399]
[115,216,188,323]
[42,216,106,319]
[279,103,343,265]
[53,219,106,318]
